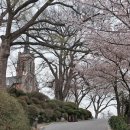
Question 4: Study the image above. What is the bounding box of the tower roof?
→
[24,36,30,53]
[24,44,30,54]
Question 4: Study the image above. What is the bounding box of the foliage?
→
[109,116,130,130]
[77,108,92,120]
[43,98,92,121]
[18,95,32,105]
[27,91,49,102]
[53,110,62,121]
[7,89,92,124]
[7,87,26,97]
[0,91,31,130]
[27,104,39,125]
[27,96,92,123]
[64,102,78,109]
[84,109,92,120]
[46,100,60,109]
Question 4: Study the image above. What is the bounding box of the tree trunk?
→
[55,81,64,101]
[127,92,130,124]
[0,41,10,89]
[95,112,98,119]
[113,81,121,116]
[55,89,64,101]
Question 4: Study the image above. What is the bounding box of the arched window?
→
[22,63,25,71]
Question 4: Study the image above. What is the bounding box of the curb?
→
[107,125,111,130]
[37,123,50,130]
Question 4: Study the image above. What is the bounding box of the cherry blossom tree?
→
[67,74,91,106]
[79,0,130,119]
[82,40,130,118]
[87,86,115,119]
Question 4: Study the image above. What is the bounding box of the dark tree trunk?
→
[55,81,64,101]
[113,81,121,116]
[0,41,10,89]
[55,90,64,101]
[127,92,130,124]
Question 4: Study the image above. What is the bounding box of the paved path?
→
[42,119,110,130]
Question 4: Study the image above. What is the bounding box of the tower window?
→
[22,63,25,72]
[30,62,32,72]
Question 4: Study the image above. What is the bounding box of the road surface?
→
[42,119,110,130]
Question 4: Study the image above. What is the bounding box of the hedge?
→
[0,91,31,130]
[7,89,92,124]
[109,116,130,130]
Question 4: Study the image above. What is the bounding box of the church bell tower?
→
[16,37,38,92]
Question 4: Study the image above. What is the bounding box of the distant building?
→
[6,44,38,93]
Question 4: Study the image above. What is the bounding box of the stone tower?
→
[16,42,38,92]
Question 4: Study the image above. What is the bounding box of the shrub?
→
[53,110,62,120]
[18,98,28,111]
[64,102,78,109]
[46,100,64,109]
[27,104,39,125]
[62,113,68,120]
[38,111,46,123]
[63,102,78,115]
[77,108,86,119]
[31,97,41,104]
[40,101,48,109]
[46,100,59,109]
[7,87,26,97]
[27,92,49,101]
[109,116,130,130]
[18,95,31,104]
[0,91,30,130]
[45,109,54,121]
[84,109,92,119]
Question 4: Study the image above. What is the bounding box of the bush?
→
[18,95,31,105]
[31,97,41,104]
[40,101,48,109]
[16,91,50,124]
[27,92,49,102]
[40,109,54,122]
[46,100,59,109]
[77,108,85,120]
[52,110,62,121]
[84,109,92,120]
[27,105,39,125]
[0,91,31,130]
[64,102,78,109]
[38,111,46,123]
[109,116,130,130]
[6,89,92,124]
[63,102,78,115]
[7,87,26,97]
